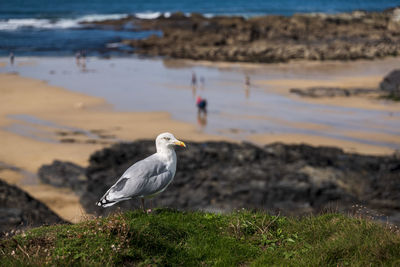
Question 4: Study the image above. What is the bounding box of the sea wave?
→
[0,14,129,31]
[0,11,246,31]
[79,14,129,23]
[134,12,170,19]
[133,11,242,19]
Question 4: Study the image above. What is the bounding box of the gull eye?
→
[164,137,170,141]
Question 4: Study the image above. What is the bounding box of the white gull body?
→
[96,132,186,208]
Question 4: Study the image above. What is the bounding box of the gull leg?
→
[141,198,146,213]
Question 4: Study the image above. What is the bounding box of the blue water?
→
[1,0,399,56]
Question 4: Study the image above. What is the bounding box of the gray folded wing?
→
[100,154,174,203]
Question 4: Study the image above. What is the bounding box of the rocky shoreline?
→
[91,8,400,63]
[0,179,66,236]
[39,140,400,225]
[290,87,380,98]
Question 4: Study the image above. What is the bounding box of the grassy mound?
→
[1,209,399,266]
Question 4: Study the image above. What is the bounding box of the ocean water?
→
[0,0,399,55]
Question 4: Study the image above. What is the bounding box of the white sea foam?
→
[0,14,129,31]
[0,19,52,30]
[106,42,123,48]
[134,11,209,19]
[0,12,226,31]
[203,13,215,18]
[78,14,129,23]
[134,12,162,19]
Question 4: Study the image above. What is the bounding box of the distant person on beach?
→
[245,75,250,87]
[75,51,81,66]
[191,71,197,87]
[9,52,14,65]
[75,50,87,71]
[196,96,207,115]
[81,50,87,70]
[191,71,198,97]
[245,74,251,98]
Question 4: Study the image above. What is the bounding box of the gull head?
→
[156,132,186,152]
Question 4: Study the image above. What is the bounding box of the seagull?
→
[96,132,186,211]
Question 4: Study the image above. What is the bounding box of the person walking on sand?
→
[191,71,197,87]
[9,52,14,65]
[245,75,250,87]
[75,51,81,66]
[245,74,251,98]
[191,71,198,97]
[196,96,207,115]
[81,50,87,70]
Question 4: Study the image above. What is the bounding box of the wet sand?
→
[258,77,400,112]
[1,57,399,153]
[192,58,400,153]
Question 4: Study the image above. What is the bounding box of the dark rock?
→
[0,179,67,236]
[39,140,400,225]
[38,160,86,193]
[290,87,380,98]
[380,69,400,98]
[60,138,76,143]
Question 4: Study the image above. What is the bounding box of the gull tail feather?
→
[96,187,120,208]
[96,189,132,208]
[96,195,119,208]
[96,200,117,207]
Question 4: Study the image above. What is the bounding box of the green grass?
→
[1,209,399,266]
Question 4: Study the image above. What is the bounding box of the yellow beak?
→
[174,140,186,147]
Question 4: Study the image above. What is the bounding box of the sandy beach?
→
[0,72,224,222]
[0,56,399,223]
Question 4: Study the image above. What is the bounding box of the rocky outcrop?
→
[380,69,400,98]
[290,87,380,98]
[38,141,400,225]
[90,8,400,63]
[0,179,67,236]
[290,69,400,100]
[38,160,86,193]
